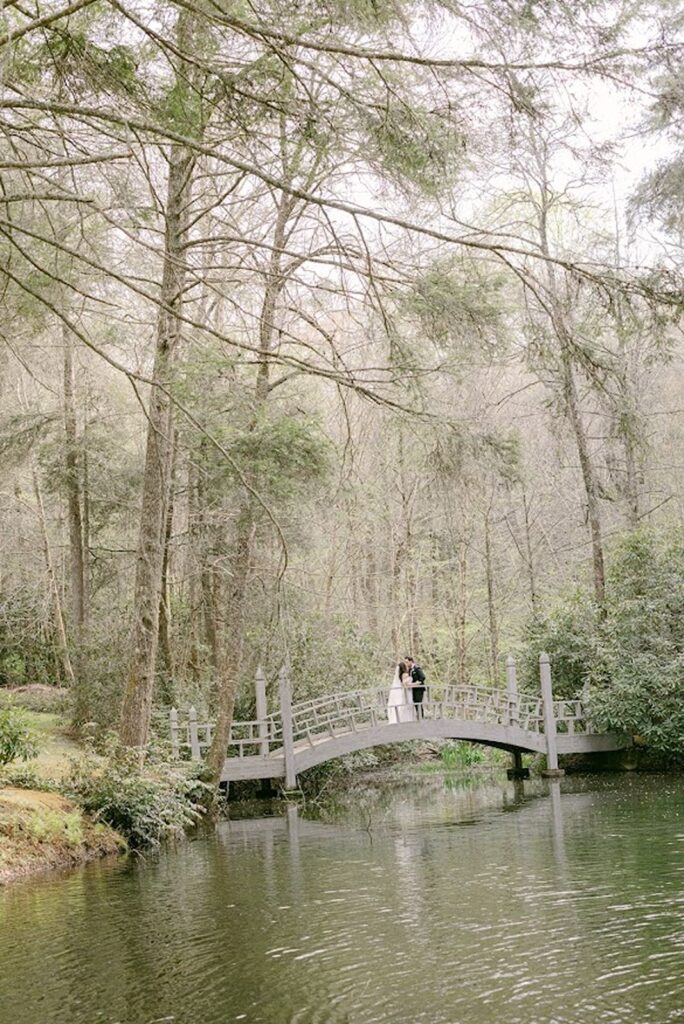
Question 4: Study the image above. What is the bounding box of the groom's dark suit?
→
[410,665,426,716]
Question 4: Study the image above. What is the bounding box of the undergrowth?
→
[64,745,214,848]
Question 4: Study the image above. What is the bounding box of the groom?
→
[406,656,426,718]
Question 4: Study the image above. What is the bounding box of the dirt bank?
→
[0,786,125,886]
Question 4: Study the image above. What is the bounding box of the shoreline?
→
[0,786,125,888]
[3,751,680,888]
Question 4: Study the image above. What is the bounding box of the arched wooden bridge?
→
[170,655,630,788]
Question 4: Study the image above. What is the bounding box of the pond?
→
[1,772,682,1024]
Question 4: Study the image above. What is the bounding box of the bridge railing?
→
[170,663,592,761]
[170,707,283,760]
[552,699,591,734]
[286,683,548,749]
[289,686,393,746]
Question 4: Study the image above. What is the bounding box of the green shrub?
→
[0,763,57,791]
[0,704,39,766]
[588,531,684,759]
[0,686,69,715]
[520,529,684,761]
[64,748,213,848]
[519,590,600,696]
[25,809,84,847]
[0,590,62,686]
[439,741,486,769]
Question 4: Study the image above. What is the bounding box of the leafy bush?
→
[589,531,684,760]
[0,686,68,715]
[0,589,62,686]
[519,590,600,697]
[520,529,684,761]
[0,763,57,791]
[64,747,213,848]
[0,704,39,766]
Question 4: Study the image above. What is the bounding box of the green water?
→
[1,773,682,1024]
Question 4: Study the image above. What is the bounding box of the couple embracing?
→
[387,655,426,724]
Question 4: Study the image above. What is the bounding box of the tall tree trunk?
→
[185,456,202,684]
[522,489,539,617]
[32,467,76,688]
[63,326,89,723]
[203,570,222,676]
[63,325,86,632]
[206,504,253,780]
[362,524,379,636]
[558,340,606,608]
[119,81,195,749]
[535,144,606,611]
[206,191,295,781]
[457,536,468,686]
[483,509,499,685]
[82,444,91,614]
[623,430,641,529]
[157,455,175,704]
[197,446,223,677]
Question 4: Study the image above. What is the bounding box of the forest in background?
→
[1,0,683,777]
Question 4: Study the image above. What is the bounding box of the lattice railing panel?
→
[173,687,591,760]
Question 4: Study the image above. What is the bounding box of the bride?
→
[387,659,415,724]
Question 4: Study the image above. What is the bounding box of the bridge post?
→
[278,665,297,790]
[255,666,269,757]
[505,656,529,779]
[188,706,201,761]
[540,653,564,777]
[505,655,518,726]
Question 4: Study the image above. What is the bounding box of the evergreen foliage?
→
[522,530,684,760]
[0,704,39,766]
[65,748,213,848]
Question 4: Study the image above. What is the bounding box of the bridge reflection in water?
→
[169,654,630,788]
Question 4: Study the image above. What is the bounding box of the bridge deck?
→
[170,678,630,785]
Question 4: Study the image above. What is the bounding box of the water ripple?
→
[1,775,683,1024]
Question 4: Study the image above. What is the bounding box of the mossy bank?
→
[0,786,125,885]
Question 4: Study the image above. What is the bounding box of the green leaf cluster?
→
[521,529,684,760]
[160,80,205,140]
[367,103,465,196]
[228,414,331,502]
[44,30,140,100]
[65,747,212,848]
[405,259,506,352]
[0,704,39,766]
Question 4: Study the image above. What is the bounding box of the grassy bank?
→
[0,785,124,885]
[0,700,124,885]
[0,697,211,886]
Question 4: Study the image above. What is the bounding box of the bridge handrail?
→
[287,684,547,746]
[552,698,591,734]
[171,684,590,759]
[289,682,512,721]
[172,712,283,759]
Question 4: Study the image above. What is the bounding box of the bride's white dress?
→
[386,667,415,724]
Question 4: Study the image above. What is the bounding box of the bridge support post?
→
[188,706,201,761]
[505,656,529,779]
[255,666,269,758]
[540,653,564,778]
[507,749,529,780]
[505,655,518,727]
[279,665,298,790]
